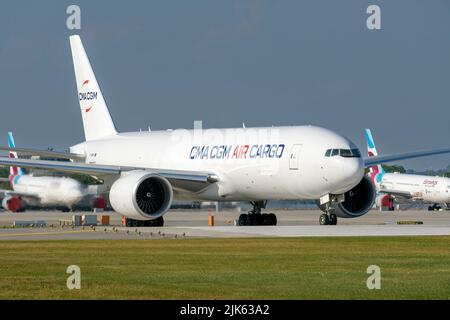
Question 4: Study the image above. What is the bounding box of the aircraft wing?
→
[0,189,39,198]
[0,146,85,161]
[363,148,450,167]
[0,157,219,193]
[377,189,412,199]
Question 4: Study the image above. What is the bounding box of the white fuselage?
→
[378,173,450,204]
[12,175,85,206]
[70,125,365,201]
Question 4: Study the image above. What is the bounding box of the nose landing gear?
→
[319,213,337,225]
[238,201,277,226]
[319,202,338,225]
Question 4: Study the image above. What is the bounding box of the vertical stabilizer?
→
[365,129,385,184]
[69,35,117,141]
[7,132,24,186]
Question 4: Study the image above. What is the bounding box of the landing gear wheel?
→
[261,213,269,225]
[428,204,441,211]
[145,217,164,227]
[268,213,277,226]
[125,217,164,227]
[319,214,330,225]
[329,214,337,225]
[238,214,247,226]
[238,201,278,226]
[126,218,132,227]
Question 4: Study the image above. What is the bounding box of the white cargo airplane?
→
[0,132,85,212]
[0,35,449,226]
[366,129,450,211]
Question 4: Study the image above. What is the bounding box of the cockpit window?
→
[325,148,361,158]
[339,149,352,157]
[340,148,361,158]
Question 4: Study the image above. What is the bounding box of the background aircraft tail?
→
[7,132,24,185]
[69,35,118,141]
[365,129,384,184]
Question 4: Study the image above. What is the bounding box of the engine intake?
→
[2,196,22,212]
[319,176,375,218]
[109,170,173,220]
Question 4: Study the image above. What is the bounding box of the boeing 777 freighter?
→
[0,35,449,226]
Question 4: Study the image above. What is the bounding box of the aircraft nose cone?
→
[337,156,365,193]
[324,147,365,195]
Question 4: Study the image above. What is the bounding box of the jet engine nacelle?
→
[2,195,22,212]
[109,170,173,220]
[318,176,376,218]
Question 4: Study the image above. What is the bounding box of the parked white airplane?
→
[0,132,85,212]
[366,129,450,211]
[1,35,450,226]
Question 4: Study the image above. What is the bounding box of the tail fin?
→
[7,132,24,186]
[364,129,384,184]
[69,35,117,141]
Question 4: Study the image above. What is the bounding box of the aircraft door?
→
[289,144,303,170]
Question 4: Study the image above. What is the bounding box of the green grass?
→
[0,237,449,299]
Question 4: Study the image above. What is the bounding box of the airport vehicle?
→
[1,35,450,226]
[0,132,85,212]
[366,129,450,211]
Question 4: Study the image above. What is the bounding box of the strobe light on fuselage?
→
[109,170,173,220]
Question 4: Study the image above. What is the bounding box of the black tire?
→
[319,214,330,225]
[126,218,132,227]
[329,214,337,225]
[261,213,269,225]
[268,213,277,226]
[144,217,164,227]
[245,214,254,226]
[254,214,263,225]
[238,214,247,226]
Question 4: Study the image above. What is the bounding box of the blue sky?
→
[0,0,449,170]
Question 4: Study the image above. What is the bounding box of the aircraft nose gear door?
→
[289,144,303,170]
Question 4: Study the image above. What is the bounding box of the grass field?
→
[0,237,449,299]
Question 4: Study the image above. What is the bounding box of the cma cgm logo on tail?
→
[78,80,97,113]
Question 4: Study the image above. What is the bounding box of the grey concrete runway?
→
[0,209,449,240]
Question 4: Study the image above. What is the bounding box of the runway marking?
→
[0,230,96,237]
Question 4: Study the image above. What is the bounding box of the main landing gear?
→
[125,217,164,227]
[238,201,277,226]
[319,203,338,225]
[428,204,442,211]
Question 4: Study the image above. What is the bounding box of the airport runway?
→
[0,209,449,240]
